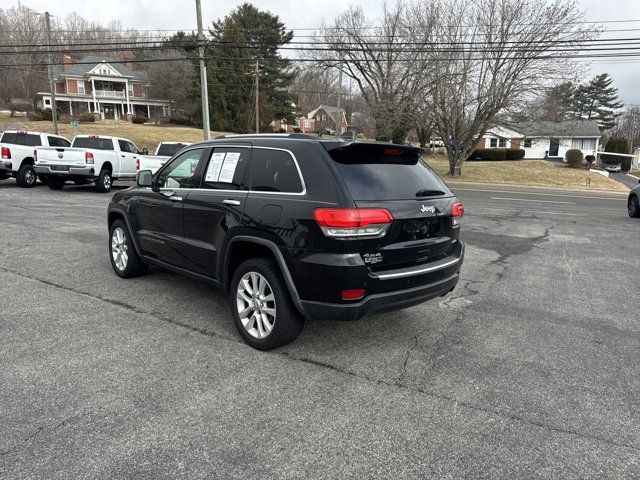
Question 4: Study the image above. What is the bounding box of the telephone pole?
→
[255,61,259,134]
[336,55,343,137]
[195,0,210,140]
[45,12,58,135]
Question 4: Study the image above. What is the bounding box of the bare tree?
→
[290,64,340,114]
[408,0,595,175]
[315,3,426,142]
[143,50,196,119]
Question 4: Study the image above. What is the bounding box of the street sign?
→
[70,121,79,128]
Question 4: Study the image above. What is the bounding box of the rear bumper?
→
[0,160,12,173]
[296,242,464,321]
[34,165,95,177]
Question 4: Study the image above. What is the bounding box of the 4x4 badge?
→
[421,205,436,213]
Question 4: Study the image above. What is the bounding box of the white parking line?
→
[490,196,576,205]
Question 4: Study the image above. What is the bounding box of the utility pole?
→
[255,60,259,134]
[45,12,58,135]
[336,55,343,137]
[195,0,210,140]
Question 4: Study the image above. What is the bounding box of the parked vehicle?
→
[35,135,145,192]
[136,141,192,174]
[107,134,465,350]
[604,162,622,173]
[0,130,70,187]
[628,180,640,218]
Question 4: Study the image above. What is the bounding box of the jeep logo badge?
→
[421,205,436,214]
[58,153,63,159]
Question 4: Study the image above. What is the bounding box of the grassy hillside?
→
[426,157,629,192]
[0,115,228,152]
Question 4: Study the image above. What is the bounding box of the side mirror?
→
[136,169,153,188]
[140,148,149,155]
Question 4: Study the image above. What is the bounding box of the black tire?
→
[38,174,48,184]
[16,163,36,188]
[629,195,640,218]
[230,258,304,350]
[47,176,66,190]
[96,169,112,193]
[108,219,148,278]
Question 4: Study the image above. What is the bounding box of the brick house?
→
[307,105,348,135]
[37,54,170,121]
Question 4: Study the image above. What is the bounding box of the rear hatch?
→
[327,143,461,274]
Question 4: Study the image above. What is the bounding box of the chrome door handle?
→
[223,199,241,206]
[169,195,183,202]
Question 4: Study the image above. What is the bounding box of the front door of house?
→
[103,105,115,119]
[549,138,559,157]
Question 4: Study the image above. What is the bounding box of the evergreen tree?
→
[573,73,624,131]
[207,3,295,133]
[534,82,575,121]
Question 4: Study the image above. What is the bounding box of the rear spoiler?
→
[324,142,425,163]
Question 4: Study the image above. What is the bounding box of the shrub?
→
[169,116,195,126]
[131,116,146,124]
[436,147,446,155]
[468,148,507,161]
[585,155,595,167]
[9,98,33,116]
[79,113,95,122]
[506,148,526,160]
[565,149,584,169]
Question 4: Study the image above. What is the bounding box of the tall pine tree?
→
[573,73,624,131]
[207,3,295,133]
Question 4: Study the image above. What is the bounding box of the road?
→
[1,180,639,478]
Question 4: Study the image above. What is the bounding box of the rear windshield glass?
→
[72,137,114,150]
[157,143,187,156]
[1,132,41,146]
[329,144,448,200]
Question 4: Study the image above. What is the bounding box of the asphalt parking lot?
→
[1,179,639,478]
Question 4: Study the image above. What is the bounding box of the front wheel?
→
[96,169,112,193]
[109,219,148,278]
[16,164,36,188]
[230,258,304,350]
[47,176,66,190]
[629,195,640,218]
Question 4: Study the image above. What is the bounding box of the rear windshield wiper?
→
[415,189,445,197]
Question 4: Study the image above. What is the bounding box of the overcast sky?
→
[8,0,640,104]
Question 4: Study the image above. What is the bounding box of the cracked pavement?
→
[1,180,639,478]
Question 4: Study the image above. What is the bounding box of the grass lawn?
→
[425,156,629,193]
[1,114,226,152]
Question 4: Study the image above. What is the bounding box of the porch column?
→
[87,100,91,112]
[147,104,150,118]
[125,79,131,114]
[69,100,73,115]
[91,78,97,112]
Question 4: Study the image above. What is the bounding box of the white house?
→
[478,120,601,159]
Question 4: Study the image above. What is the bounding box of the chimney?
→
[63,52,73,70]
[124,51,134,71]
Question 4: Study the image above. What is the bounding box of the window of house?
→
[498,138,507,148]
[201,148,249,190]
[489,138,497,148]
[571,138,596,150]
[44,99,51,106]
[250,148,303,193]
[157,148,205,189]
[523,139,532,148]
[77,80,85,94]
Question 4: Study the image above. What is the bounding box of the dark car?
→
[107,134,465,350]
[629,181,640,218]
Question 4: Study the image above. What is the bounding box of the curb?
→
[445,180,629,196]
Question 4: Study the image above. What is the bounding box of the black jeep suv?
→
[107,134,465,349]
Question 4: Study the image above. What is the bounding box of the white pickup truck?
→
[0,130,71,187]
[35,135,146,192]
[136,141,192,174]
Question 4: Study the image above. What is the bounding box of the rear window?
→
[72,137,114,150]
[157,143,187,157]
[328,144,447,200]
[1,132,41,146]
[47,136,70,147]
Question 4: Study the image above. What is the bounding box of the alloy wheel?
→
[111,227,129,271]
[236,271,276,339]
[104,173,112,190]
[25,167,35,186]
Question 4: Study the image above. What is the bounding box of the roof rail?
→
[214,133,329,141]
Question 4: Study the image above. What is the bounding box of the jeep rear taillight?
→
[85,151,94,164]
[1,146,10,159]
[314,208,393,238]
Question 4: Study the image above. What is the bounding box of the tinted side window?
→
[156,148,205,189]
[48,136,70,147]
[250,148,303,193]
[118,140,134,153]
[201,148,249,190]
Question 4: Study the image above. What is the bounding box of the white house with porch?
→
[478,120,601,159]
[37,54,170,121]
